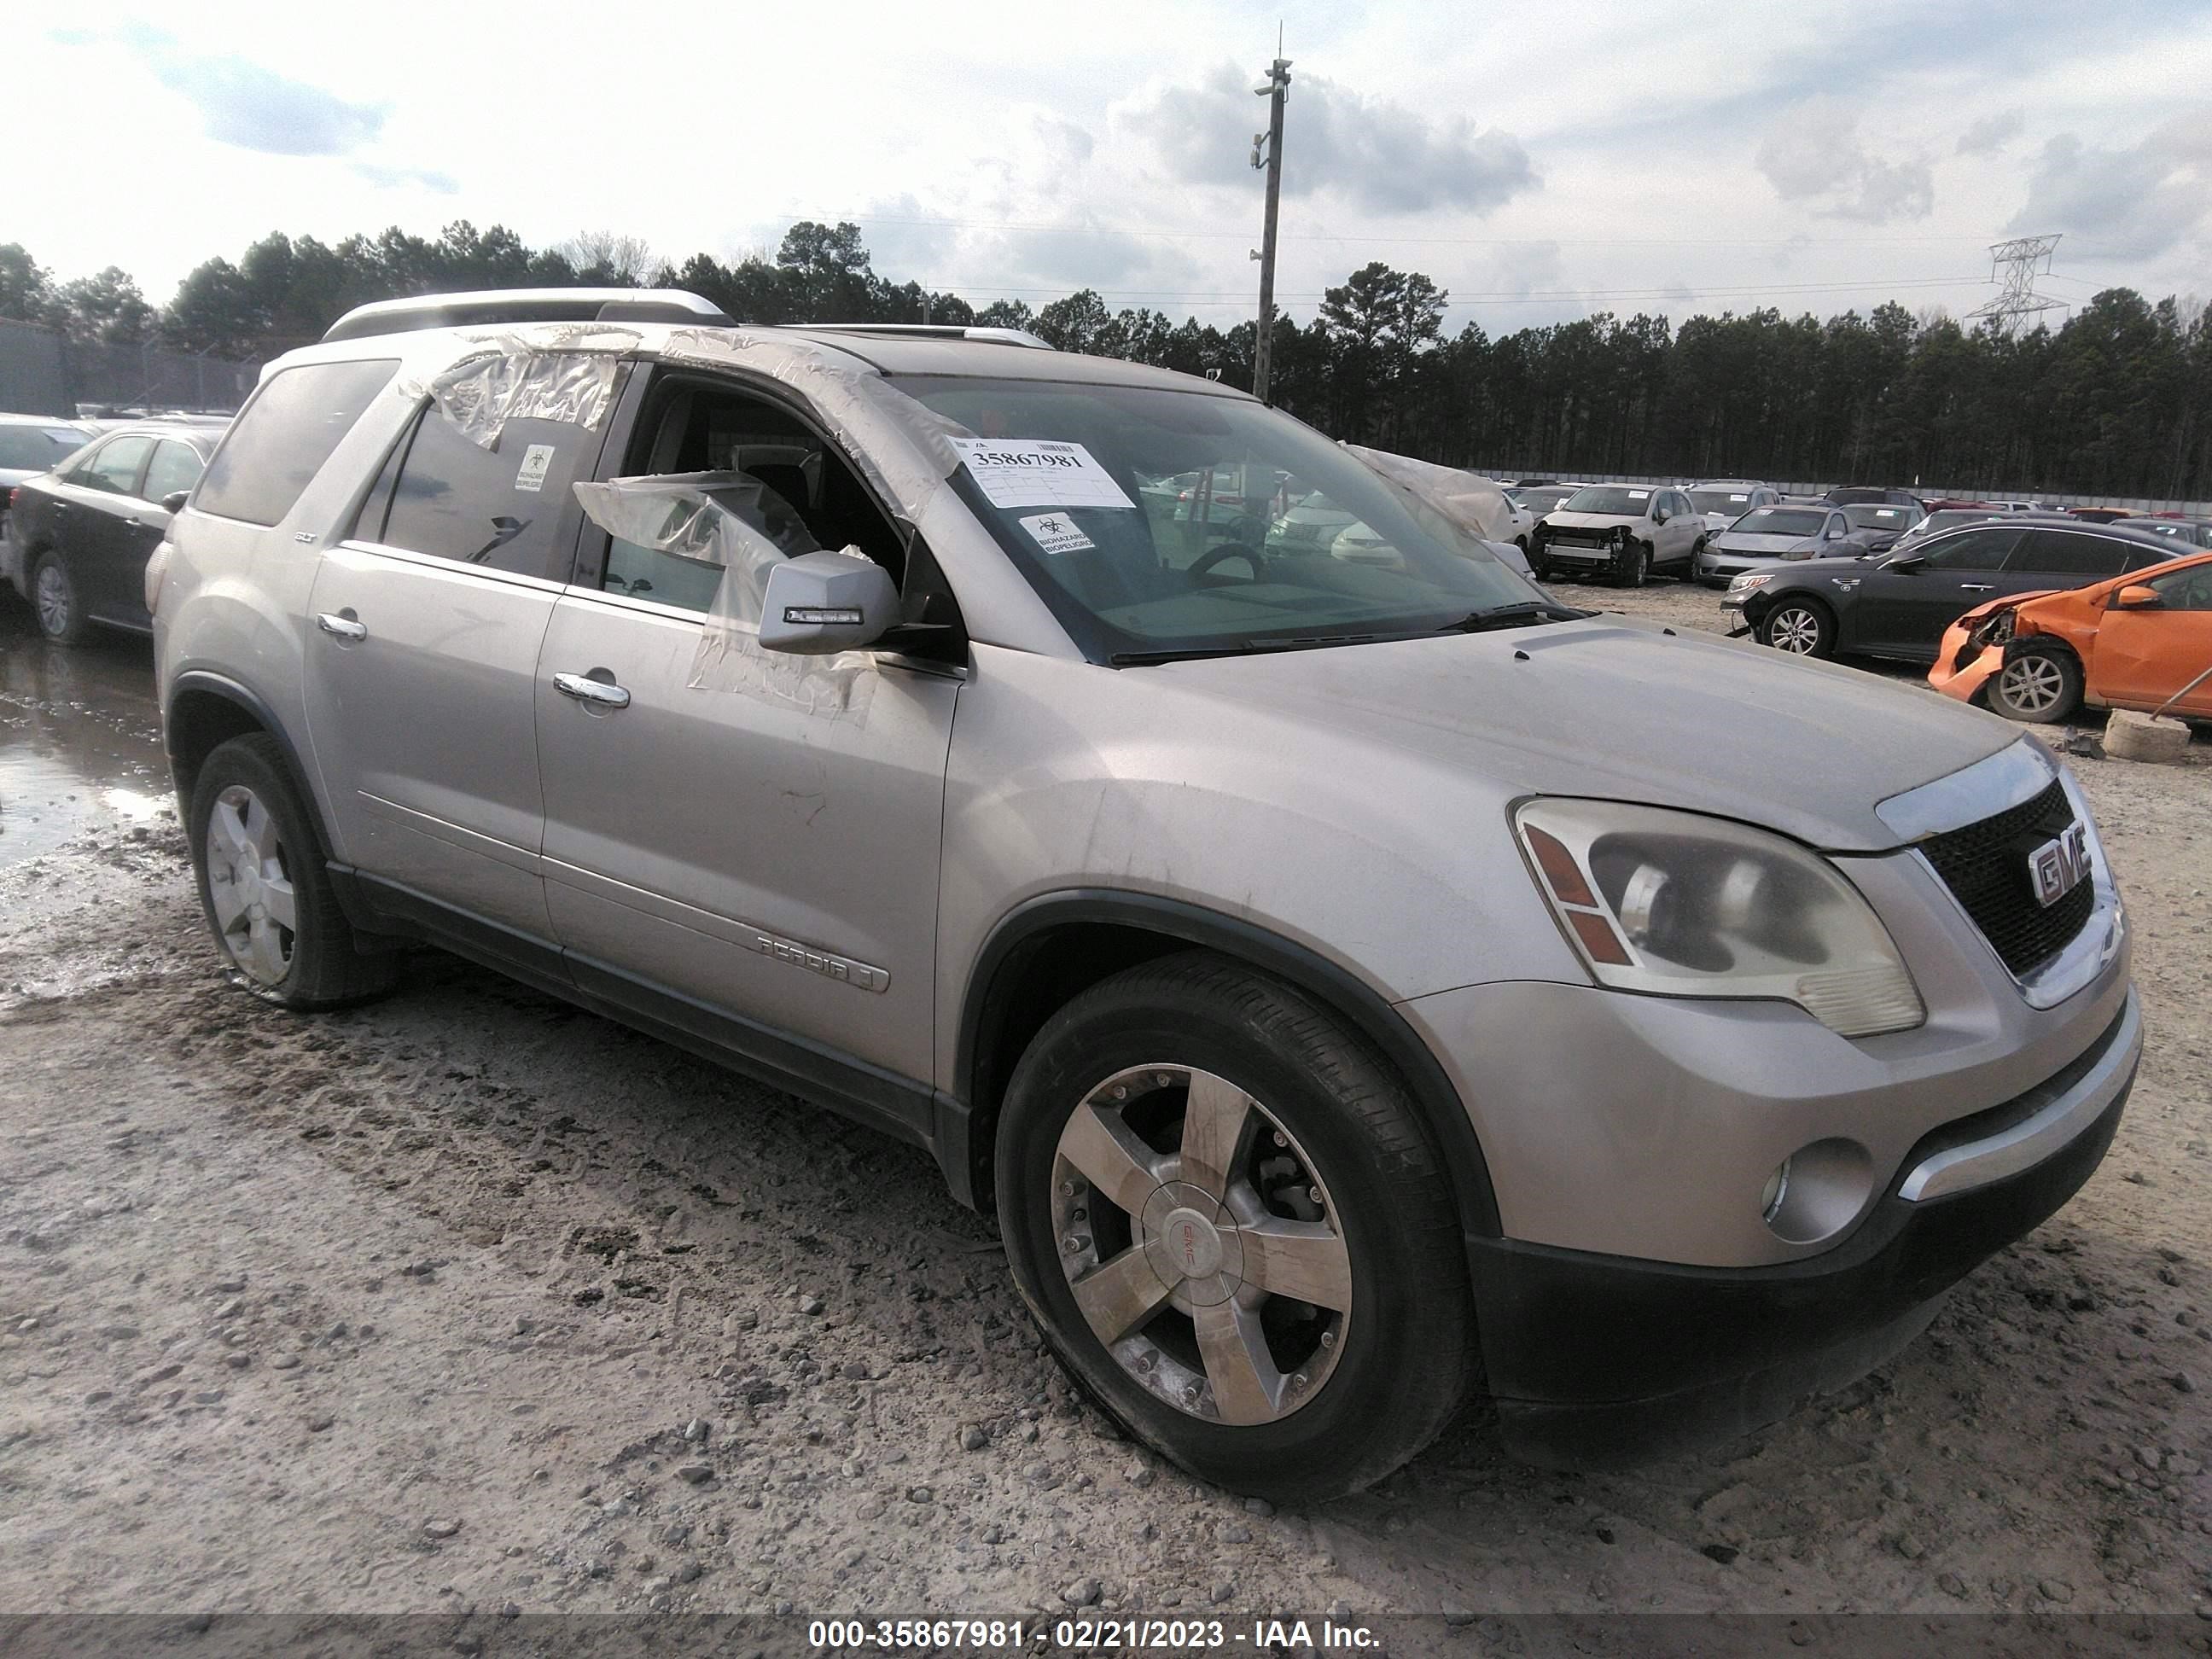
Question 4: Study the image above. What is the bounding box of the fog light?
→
[1761,1160,1791,1223]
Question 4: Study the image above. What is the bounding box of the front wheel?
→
[1613,542,1649,588]
[996,953,1475,1503]
[188,734,399,1009]
[1756,598,1837,658]
[1988,643,2084,724]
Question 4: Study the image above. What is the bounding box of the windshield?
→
[1559,486,1653,516]
[1732,509,1826,536]
[1687,489,1755,515]
[1843,504,1917,529]
[1517,486,1576,515]
[1917,509,2002,536]
[898,376,1534,658]
[0,425,92,471]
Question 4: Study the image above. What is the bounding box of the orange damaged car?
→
[1931,550,2212,724]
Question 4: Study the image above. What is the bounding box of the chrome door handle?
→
[315,612,368,640]
[1958,583,1995,592]
[552,671,631,709]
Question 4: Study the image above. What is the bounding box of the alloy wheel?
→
[33,562,73,638]
[1996,655,2068,718]
[204,783,299,987]
[1769,607,1823,653]
[1051,1064,1353,1426]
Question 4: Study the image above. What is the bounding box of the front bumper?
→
[1467,990,2138,1467]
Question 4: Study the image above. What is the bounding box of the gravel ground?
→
[2,581,2209,1636]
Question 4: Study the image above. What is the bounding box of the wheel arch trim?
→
[953,888,1503,1236]
[164,670,336,860]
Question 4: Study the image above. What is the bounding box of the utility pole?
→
[1249,47,1291,402]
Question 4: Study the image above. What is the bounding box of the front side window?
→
[143,439,205,504]
[196,358,398,526]
[897,375,1531,660]
[80,435,154,496]
[1918,527,2022,570]
[2147,563,2212,610]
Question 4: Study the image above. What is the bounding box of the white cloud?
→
[1957,109,2026,157]
[2008,112,2212,259]
[1755,99,1934,224]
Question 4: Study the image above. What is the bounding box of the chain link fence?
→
[0,318,259,416]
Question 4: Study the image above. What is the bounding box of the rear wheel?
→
[188,734,399,1009]
[1988,643,2084,724]
[1757,597,1836,658]
[996,953,1474,1502]
[31,552,88,643]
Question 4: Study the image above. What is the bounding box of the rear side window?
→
[143,439,205,503]
[195,358,398,526]
[2009,529,2131,577]
[372,405,588,579]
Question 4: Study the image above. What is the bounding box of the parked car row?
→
[99,289,2139,1500]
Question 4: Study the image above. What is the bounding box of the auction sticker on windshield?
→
[951,439,1137,511]
[1018,512,1097,554]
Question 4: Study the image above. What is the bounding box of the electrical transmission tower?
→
[1965,234,2066,335]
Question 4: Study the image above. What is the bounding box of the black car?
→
[1729,516,2180,661]
[7,422,221,643]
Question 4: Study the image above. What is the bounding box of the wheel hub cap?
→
[1050,1063,1353,1425]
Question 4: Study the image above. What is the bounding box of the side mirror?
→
[758,550,900,655]
[2112,584,2163,610]
[1651,507,1668,523]
[160,489,190,514]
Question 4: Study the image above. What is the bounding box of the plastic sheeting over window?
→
[1342,444,1516,546]
[398,325,640,448]
[571,470,876,720]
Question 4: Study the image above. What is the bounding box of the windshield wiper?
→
[1109,632,1391,667]
[1441,599,1591,632]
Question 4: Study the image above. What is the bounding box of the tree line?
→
[3,222,2206,499]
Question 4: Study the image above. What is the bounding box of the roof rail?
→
[787,323,1054,352]
[322,288,735,343]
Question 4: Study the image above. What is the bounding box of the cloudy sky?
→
[15,0,2212,335]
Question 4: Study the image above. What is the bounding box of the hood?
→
[1155,615,2017,852]
[1955,588,2064,625]
[1714,532,1816,554]
[1542,510,1638,532]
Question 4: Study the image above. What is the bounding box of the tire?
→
[1613,542,1649,588]
[30,551,89,644]
[187,734,399,1009]
[1530,558,1556,583]
[1756,597,1837,658]
[995,952,1475,1503]
[1988,643,2084,724]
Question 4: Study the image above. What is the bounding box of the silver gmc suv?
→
[149,290,2139,1503]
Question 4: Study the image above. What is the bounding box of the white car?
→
[1530,483,1706,586]
[1686,479,1778,536]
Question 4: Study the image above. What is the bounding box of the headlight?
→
[1778,549,1813,561]
[1514,800,1925,1037]
[1728,572,1771,592]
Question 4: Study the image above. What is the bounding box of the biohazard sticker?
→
[514,444,557,492]
[1019,512,1097,554]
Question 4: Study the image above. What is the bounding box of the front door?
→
[533,369,957,1092]
[302,398,600,942]
[2093,562,2212,715]
[1850,525,2025,657]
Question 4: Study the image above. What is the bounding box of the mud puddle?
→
[0,594,171,869]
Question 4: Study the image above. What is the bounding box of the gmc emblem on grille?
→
[2029,823,2091,908]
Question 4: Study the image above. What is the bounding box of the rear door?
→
[533,364,958,1096]
[1851,525,2023,657]
[303,395,603,946]
[2091,561,2212,714]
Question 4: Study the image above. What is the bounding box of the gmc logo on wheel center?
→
[2030,823,2092,909]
